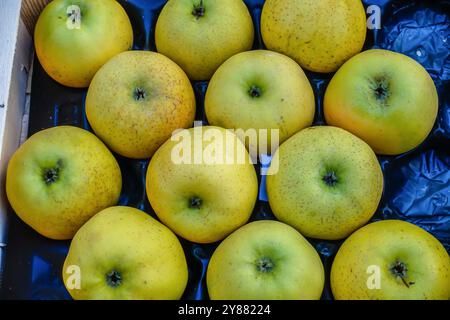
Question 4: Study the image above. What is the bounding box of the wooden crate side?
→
[0,0,33,286]
[21,0,50,35]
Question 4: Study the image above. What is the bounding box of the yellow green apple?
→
[6,126,122,240]
[155,0,254,80]
[261,0,366,73]
[34,0,133,87]
[324,49,438,155]
[205,50,315,152]
[63,206,188,299]
[86,50,196,159]
[267,126,383,240]
[207,220,325,299]
[146,126,258,243]
[331,220,450,300]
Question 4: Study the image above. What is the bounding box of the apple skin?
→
[6,126,122,240]
[261,0,366,73]
[205,50,315,152]
[34,0,133,88]
[331,220,450,300]
[324,49,438,155]
[207,220,325,300]
[63,206,188,300]
[155,0,254,80]
[86,51,196,159]
[146,126,258,244]
[267,126,383,240]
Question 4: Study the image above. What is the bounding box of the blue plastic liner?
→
[0,0,448,300]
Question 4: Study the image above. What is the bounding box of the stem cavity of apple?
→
[322,171,338,187]
[371,77,390,102]
[192,0,205,19]
[134,87,147,101]
[248,85,262,98]
[188,196,203,209]
[42,159,63,185]
[256,257,275,273]
[106,270,123,288]
[43,168,59,185]
[390,260,415,288]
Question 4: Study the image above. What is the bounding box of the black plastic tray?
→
[0,0,449,300]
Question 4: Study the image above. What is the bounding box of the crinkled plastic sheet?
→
[0,0,448,300]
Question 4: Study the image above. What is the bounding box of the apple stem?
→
[401,277,410,288]
[390,260,414,288]
[192,0,205,19]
